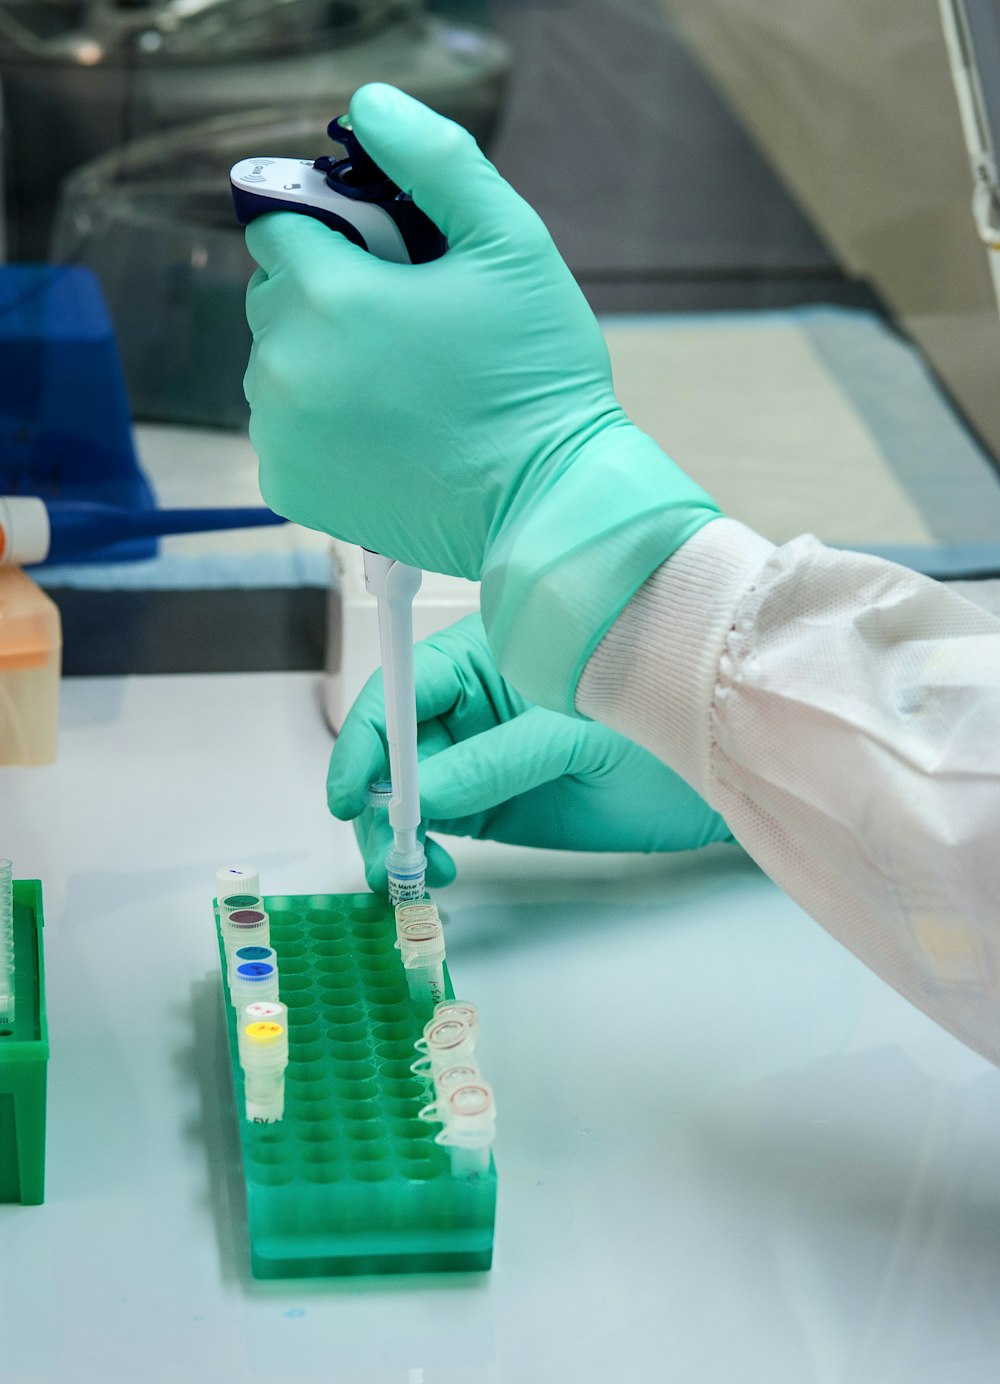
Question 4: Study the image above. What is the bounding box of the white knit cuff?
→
[575,518,775,796]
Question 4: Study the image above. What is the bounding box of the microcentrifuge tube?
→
[411,1014,476,1077]
[398,916,446,1011]
[0,858,13,1026]
[240,1018,289,1123]
[433,999,479,1037]
[231,959,280,1010]
[435,1081,497,1178]
[417,1061,482,1126]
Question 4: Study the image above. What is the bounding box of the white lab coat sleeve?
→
[576,517,1000,1066]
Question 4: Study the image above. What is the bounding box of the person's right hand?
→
[244,84,720,716]
[327,615,732,892]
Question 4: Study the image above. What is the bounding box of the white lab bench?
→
[1,669,998,1384]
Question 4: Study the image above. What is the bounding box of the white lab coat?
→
[577,519,1000,1066]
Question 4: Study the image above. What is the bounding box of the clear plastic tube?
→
[434,1081,497,1178]
[449,1144,493,1177]
[398,916,446,1010]
[0,858,13,1025]
[411,1014,476,1077]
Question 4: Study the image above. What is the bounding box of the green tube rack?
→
[215,892,497,1278]
[0,880,49,1206]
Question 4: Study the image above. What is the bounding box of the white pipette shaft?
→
[362,551,423,856]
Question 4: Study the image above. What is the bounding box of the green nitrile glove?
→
[245,83,720,714]
[327,615,732,892]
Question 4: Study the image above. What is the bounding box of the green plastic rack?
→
[0,880,49,1205]
[215,892,497,1278]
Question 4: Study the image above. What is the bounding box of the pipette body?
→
[362,549,426,904]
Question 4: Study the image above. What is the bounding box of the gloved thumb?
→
[349,83,542,252]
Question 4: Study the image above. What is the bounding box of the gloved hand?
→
[327,615,732,891]
[244,83,720,715]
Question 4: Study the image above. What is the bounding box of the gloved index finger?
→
[349,83,541,253]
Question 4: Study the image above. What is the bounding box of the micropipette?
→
[435,1081,497,1178]
[230,115,446,266]
[363,550,427,904]
[411,1015,477,1079]
[232,118,447,907]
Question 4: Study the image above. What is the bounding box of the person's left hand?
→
[327,614,732,891]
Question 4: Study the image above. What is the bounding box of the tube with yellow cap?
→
[239,1011,289,1123]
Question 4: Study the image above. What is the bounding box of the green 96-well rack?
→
[215,892,497,1278]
